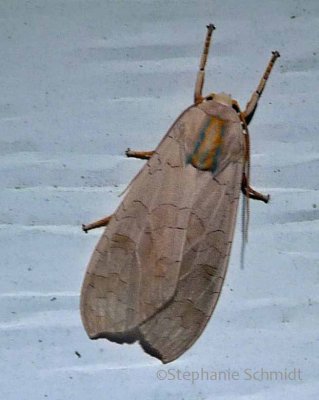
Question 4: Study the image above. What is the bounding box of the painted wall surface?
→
[0,1,318,399]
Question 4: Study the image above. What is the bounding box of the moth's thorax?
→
[186,116,225,172]
[210,92,233,107]
[196,97,240,123]
[183,107,244,173]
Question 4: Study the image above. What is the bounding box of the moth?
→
[81,24,280,364]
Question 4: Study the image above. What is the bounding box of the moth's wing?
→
[138,158,243,363]
[81,104,244,357]
[81,106,202,337]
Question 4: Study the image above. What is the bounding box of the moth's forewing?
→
[81,100,244,362]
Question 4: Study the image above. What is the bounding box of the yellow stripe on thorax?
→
[188,117,225,171]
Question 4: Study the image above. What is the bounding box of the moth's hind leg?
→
[243,186,270,203]
[125,148,155,160]
[82,214,113,233]
[241,174,270,203]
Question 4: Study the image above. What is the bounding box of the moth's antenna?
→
[244,51,280,121]
[194,24,216,104]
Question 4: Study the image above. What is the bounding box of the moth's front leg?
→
[125,148,155,160]
[241,174,270,203]
[82,214,113,233]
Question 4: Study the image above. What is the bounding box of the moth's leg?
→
[125,148,155,160]
[82,215,112,233]
[245,186,270,203]
[241,174,270,203]
[243,51,280,124]
[194,23,215,104]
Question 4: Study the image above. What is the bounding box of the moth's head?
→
[204,92,233,106]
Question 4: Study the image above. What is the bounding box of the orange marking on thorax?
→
[188,116,225,172]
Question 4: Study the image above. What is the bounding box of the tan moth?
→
[81,24,280,363]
